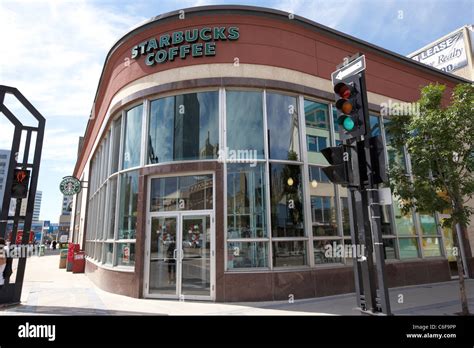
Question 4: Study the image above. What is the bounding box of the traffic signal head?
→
[11,169,30,199]
[321,145,360,187]
[333,75,369,139]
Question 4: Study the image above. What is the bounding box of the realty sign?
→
[410,30,468,73]
[131,26,240,66]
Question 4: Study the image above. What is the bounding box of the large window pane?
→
[309,165,337,237]
[227,241,268,269]
[226,91,264,159]
[398,238,419,259]
[393,203,417,236]
[227,163,267,238]
[148,92,219,164]
[419,214,438,235]
[422,237,442,257]
[122,105,143,169]
[118,171,139,239]
[148,96,174,163]
[311,196,337,236]
[175,92,219,160]
[266,92,300,160]
[111,117,122,173]
[314,239,343,264]
[107,177,117,239]
[305,100,331,165]
[273,241,307,267]
[104,243,113,265]
[150,175,213,212]
[269,163,304,237]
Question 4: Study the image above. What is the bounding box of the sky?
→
[0,0,472,222]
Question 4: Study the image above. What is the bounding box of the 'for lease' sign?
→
[410,30,467,73]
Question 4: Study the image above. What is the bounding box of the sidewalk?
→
[1,252,473,315]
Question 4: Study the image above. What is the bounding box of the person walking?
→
[52,240,57,250]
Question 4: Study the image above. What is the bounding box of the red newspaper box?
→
[66,243,80,272]
[72,251,85,273]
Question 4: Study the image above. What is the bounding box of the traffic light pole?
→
[330,54,391,315]
[361,140,392,315]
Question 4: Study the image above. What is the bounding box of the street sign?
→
[331,55,366,83]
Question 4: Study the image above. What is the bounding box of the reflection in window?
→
[305,100,328,129]
[111,116,121,173]
[227,163,267,239]
[369,115,381,137]
[314,239,343,264]
[383,238,397,260]
[309,165,329,183]
[227,242,268,269]
[148,92,219,164]
[266,93,300,160]
[273,241,306,267]
[306,135,327,153]
[104,243,113,265]
[107,177,117,239]
[311,196,337,236]
[226,91,264,159]
[118,171,139,239]
[150,175,213,212]
[340,196,350,236]
[122,105,143,169]
[269,163,304,237]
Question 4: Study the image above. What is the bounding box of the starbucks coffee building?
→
[71,5,473,301]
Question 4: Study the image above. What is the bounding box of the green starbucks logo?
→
[59,176,82,196]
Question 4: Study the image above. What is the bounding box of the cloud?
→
[0,0,146,221]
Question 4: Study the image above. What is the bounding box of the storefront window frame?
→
[81,87,455,274]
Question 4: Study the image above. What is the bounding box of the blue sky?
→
[0,0,472,222]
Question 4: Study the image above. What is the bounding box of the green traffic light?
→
[342,116,355,131]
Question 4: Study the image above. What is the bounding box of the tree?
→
[386,83,473,315]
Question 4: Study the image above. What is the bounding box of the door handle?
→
[173,249,178,260]
[181,249,184,261]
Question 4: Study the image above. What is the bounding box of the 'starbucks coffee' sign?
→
[131,26,239,66]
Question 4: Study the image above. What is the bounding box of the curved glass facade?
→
[84,87,448,271]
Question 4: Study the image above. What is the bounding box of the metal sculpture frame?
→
[0,85,45,305]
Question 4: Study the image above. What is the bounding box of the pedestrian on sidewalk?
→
[52,240,57,250]
[0,238,6,290]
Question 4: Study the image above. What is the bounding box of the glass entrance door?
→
[181,215,211,297]
[146,213,214,300]
[148,216,178,296]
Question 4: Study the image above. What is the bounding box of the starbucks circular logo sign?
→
[59,176,81,196]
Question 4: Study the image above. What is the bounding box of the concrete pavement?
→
[1,252,473,315]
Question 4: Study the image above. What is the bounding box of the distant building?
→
[408,25,474,80]
[10,190,42,221]
[58,194,72,239]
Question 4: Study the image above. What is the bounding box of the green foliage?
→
[387,83,474,228]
